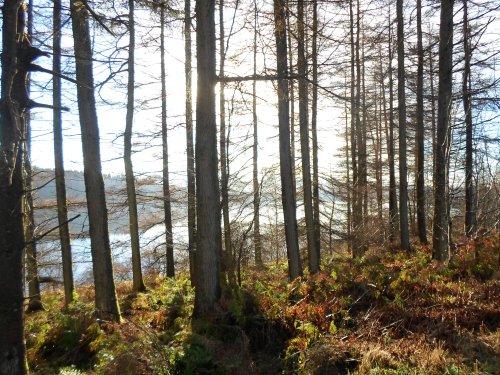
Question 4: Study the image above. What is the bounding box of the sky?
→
[28,1,346,192]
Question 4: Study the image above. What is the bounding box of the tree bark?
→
[274,0,302,280]
[124,0,146,292]
[415,0,428,245]
[253,0,263,268]
[161,4,175,278]
[0,2,28,373]
[462,0,476,238]
[25,0,43,313]
[297,0,319,273]
[387,10,399,242]
[184,0,196,284]
[193,0,221,318]
[286,0,296,201]
[433,0,454,262]
[349,0,359,254]
[396,0,410,251]
[219,0,233,282]
[311,0,321,264]
[53,0,74,307]
[71,0,121,321]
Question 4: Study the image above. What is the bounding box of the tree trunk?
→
[349,0,359,254]
[161,4,175,278]
[53,0,74,307]
[286,0,296,201]
[184,0,196,284]
[311,0,321,264]
[71,0,121,322]
[360,29,368,225]
[433,0,454,262]
[24,125,43,312]
[124,0,146,292]
[462,0,476,238]
[297,0,319,273]
[274,0,302,280]
[396,0,410,251]
[193,0,221,318]
[253,0,263,268]
[0,2,28,373]
[387,10,399,242]
[219,0,233,282]
[415,0,428,245]
[25,0,43,313]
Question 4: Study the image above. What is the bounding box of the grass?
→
[25,235,499,374]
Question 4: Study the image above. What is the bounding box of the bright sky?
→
[29,2,346,191]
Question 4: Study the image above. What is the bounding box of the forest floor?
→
[26,235,499,374]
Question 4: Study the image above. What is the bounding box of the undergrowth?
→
[25,235,499,374]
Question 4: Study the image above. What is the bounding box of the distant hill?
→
[32,168,179,236]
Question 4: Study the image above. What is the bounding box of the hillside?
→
[32,168,172,235]
[25,239,499,374]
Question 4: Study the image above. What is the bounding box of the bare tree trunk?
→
[124,0,146,292]
[24,124,42,312]
[360,30,368,224]
[274,0,302,280]
[415,0,428,245]
[0,2,28,372]
[184,0,196,284]
[219,0,233,282]
[396,0,410,251]
[376,79,383,227]
[429,42,437,183]
[71,0,121,321]
[253,0,263,268]
[311,0,321,262]
[433,0,454,262]
[193,0,221,318]
[161,4,175,278]
[349,0,359,254]
[286,0,297,201]
[387,10,399,242]
[25,0,42,313]
[53,0,74,307]
[344,78,352,252]
[462,0,476,238]
[297,0,319,273]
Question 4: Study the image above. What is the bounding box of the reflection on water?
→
[37,224,188,285]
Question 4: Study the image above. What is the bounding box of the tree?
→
[433,0,454,262]
[349,0,359,253]
[53,0,75,307]
[386,6,399,242]
[124,0,146,292]
[396,0,410,251]
[462,0,476,238]
[193,0,221,318]
[297,0,319,273]
[311,0,321,262]
[415,0,428,245]
[219,0,233,282]
[274,0,302,280]
[252,0,263,268]
[0,2,28,372]
[160,2,175,278]
[25,0,43,313]
[71,0,121,321]
[185,0,196,282]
